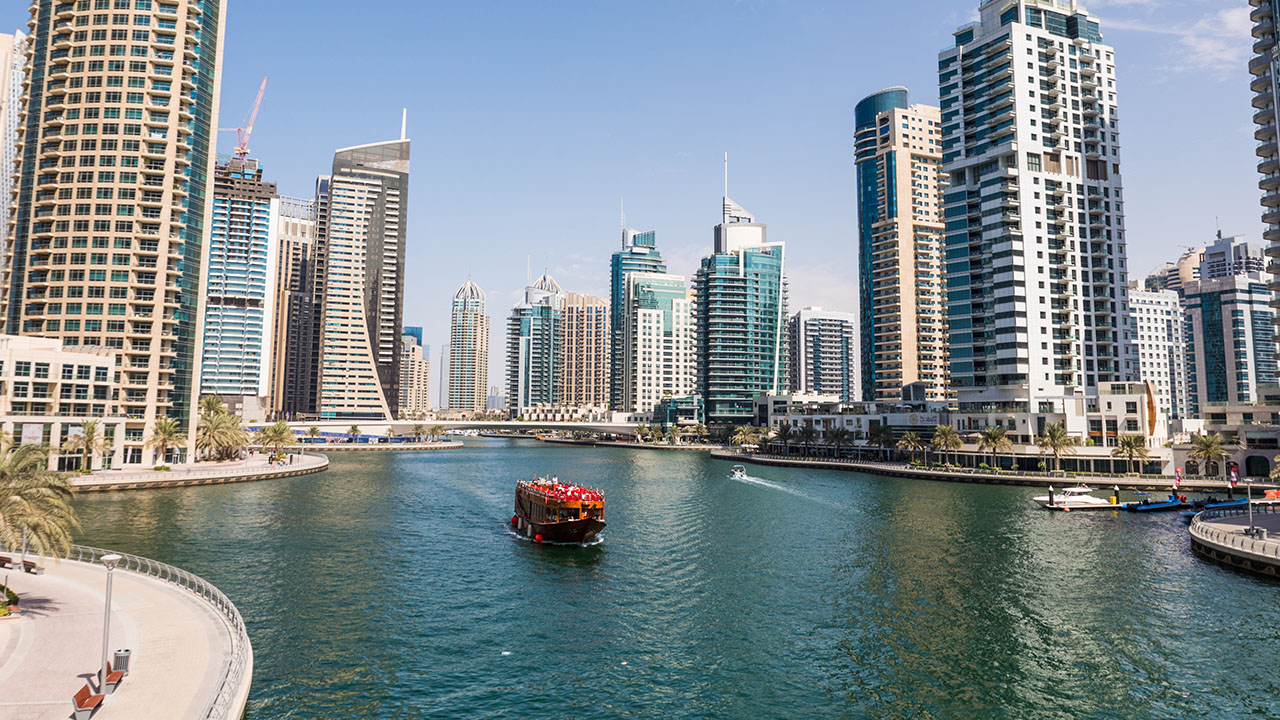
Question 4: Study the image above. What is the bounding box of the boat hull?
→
[514,515,606,544]
[1122,500,1189,512]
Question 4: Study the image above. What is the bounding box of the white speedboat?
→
[1032,485,1115,510]
[729,465,748,480]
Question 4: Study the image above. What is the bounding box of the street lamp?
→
[99,554,121,690]
[1246,481,1256,537]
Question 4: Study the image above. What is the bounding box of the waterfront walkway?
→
[714,452,1280,492]
[0,549,247,719]
[541,437,726,451]
[1190,506,1280,578]
[73,452,328,492]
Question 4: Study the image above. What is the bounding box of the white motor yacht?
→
[1032,485,1116,510]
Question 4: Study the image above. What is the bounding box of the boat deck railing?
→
[1189,505,1280,562]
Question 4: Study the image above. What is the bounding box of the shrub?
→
[154,465,171,471]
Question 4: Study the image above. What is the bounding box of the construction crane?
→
[218,76,267,162]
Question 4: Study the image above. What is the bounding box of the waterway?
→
[71,439,1280,718]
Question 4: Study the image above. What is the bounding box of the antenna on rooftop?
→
[401,108,407,141]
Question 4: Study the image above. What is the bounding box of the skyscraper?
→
[0,1,225,462]
[854,88,947,402]
[270,196,317,418]
[1129,287,1187,422]
[1184,272,1276,415]
[788,307,859,402]
[561,292,610,407]
[199,157,279,406]
[507,273,564,413]
[620,272,695,414]
[1252,0,1280,321]
[313,138,410,419]
[0,30,27,277]
[939,0,1132,442]
[403,325,423,347]
[448,280,488,412]
[609,224,666,410]
[694,194,787,427]
[399,333,430,418]
[1200,233,1267,279]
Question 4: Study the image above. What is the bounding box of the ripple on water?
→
[68,442,1280,719]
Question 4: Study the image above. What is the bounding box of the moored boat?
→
[1032,485,1118,511]
[512,476,605,544]
[1122,492,1190,512]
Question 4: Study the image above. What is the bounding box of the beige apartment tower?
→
[854,88,947,402]
[561,292,609,407]
[448,279,489,412]
[1,1,226,464]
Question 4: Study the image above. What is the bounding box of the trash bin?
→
[113,649,131,676]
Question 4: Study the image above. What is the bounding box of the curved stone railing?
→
[1189,505,1280,563]
[66,544,251,719]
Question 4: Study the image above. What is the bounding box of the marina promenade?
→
[73,452,329,492]
[1190,506,1280,578]
[0,546,250,719]
[714,452,1280,493]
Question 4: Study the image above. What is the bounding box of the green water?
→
[70,439,1279,718]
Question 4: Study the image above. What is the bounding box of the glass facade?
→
[609,228,666,409]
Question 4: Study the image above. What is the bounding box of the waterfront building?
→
[1129,287,1188,422]
[0,30,26,277]
[448,280,488,412]
[269,196,317,418]
[694,196,787,427]
[561,292,610,407]
[620,272,696,414]
[313,138,410,420]
[1252,0,1280,321]
[0,334,128,470]
[399,333,430,418]
[788,306,858,403]
[0,1,226,463]
[853,88,947,402]
[609,225,667,410]
[1183,272,1277,416]
[199,157,279,411]
[506,273,564,413]
[939,0,1134,444]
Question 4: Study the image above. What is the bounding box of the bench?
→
[21,560,44,575]
[0,556,11,568]
[72,684,104,720]
[103,661,125,693]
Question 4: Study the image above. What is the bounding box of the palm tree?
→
[0,444,80,560]
[978,425,1012,471]
[634,423,650,443]
[307,426,322,444]
[931,425,962,466]
[827,427,851,459]
[255,422,295,457]
[667,425,684,446]
[866,424,894,461]
[897,431,926,463]
[427,425,446,442]
[196,413,250,460]
[199,395,227,417]
[412,423,427,442]
[774,424,795,455]
[1111,435,1150,475]
[796,425,818,457]
[347,425,361,443]
[1036,422,1077,473]
[731,425,759,449]
[147,416,186,466]
[690,423,708,443]
[1187,432,1228,479]
[60,419,107,472]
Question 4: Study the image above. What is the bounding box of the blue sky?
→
[2,1,1261,393]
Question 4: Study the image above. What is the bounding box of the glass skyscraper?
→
[609,226,666,409]
[200,157,279,400]
[694,197,787,427]
[506,273,563,413]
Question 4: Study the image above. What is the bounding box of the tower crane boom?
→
[233,76,268,161]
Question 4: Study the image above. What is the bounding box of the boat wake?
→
[730,474,839,507]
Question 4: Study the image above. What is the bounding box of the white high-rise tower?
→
[939,0,1132,443]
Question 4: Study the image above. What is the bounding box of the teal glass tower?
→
[609,225,666,409]
[694,197,787,427]
[506,273,564,412]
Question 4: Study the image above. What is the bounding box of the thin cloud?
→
[1100,7,1251,74]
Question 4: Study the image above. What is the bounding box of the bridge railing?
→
[1189,505,1280,562]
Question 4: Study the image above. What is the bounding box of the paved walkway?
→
[0,557,232,719]
[73,452,328,492]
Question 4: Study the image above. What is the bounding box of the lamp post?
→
[1247,481,1255,536]
[99,554,121,689]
